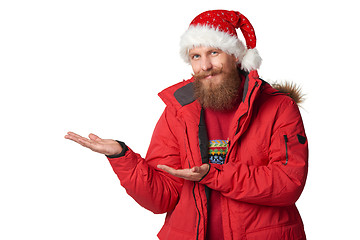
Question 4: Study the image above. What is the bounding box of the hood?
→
[272,81,305,105]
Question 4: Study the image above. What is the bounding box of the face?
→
[189,46,241,110]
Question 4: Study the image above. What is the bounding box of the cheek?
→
[211,58,225,70]
[220,59,236,72]
[191,62,201,74]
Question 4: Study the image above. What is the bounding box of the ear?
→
[234,55,239,67]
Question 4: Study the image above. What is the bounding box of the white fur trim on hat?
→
[180,25,262,72]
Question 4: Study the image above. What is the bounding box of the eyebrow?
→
[208,48,223,53]
[189,48,223,56]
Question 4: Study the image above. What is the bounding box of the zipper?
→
[184,127,200,239]
[195,108,208,240]
[227,81,260,163]
[193,182,200,240]
[185,133,201,240]
[235,81,259,135]
[283,135,289,166]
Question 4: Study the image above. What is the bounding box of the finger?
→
[66,131,83,138]
[201,163,210,173]
[158,165,196,181]
[157,165,180,176]
[65,132,92,147]
[65,133,79,141]
[65,132,87,142]
[157,165,172,172]
[67,135,89,146]
[89,133,101,141]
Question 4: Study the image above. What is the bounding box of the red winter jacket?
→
[108,70,308,240]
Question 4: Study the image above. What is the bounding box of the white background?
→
[1,0,359,239]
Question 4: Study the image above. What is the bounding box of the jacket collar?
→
[158,70,263,113]
[158,79,195,111]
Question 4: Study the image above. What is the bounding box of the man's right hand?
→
[65,132,123,156]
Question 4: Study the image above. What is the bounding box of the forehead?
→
[189,46,223,54]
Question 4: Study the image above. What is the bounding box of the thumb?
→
[191,166,200,173]
[89,133,101,141]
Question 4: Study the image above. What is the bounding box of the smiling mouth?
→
[205,73,220,79]
[193,67,223,81]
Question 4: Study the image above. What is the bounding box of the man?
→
[65,10,308,240]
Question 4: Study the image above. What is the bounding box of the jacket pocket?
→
[282,135,289,166]
[279,132,307,167]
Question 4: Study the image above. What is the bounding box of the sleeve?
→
[107,107,184,214]
[200,99,308,206]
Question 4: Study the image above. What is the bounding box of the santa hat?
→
[180,10,262,72]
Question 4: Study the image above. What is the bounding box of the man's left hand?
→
[157,164,210,182]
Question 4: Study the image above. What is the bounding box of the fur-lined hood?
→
[272,81,305,105]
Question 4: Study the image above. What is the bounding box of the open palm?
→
[65,132,122,156]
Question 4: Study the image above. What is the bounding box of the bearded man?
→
[65,10,308,240]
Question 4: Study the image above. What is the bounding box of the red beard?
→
[193,67,241,111]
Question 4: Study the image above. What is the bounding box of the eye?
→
[191,54,200,60]
[211,51,219,56]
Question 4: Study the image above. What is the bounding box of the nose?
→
[201,56,212,71]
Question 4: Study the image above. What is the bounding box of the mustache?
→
[192,66,223,81]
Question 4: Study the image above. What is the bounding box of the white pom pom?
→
[240,48,262,72]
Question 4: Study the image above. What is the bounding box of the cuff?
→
[199,163,223,185]
[106,141,128,158]
[199,163,211,182]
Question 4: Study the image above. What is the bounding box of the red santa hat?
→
[180,10,262,72]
